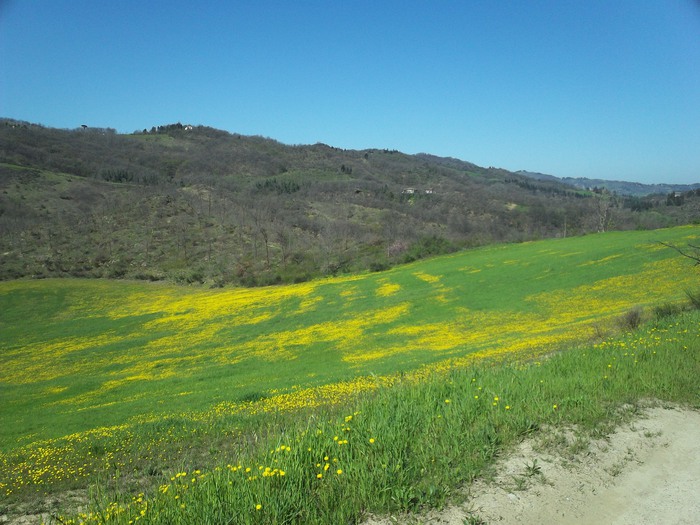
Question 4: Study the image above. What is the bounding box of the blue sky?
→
[1,1,699,184]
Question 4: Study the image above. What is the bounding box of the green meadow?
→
[1,225,700,523]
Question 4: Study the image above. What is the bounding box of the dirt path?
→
[366,405,700,524]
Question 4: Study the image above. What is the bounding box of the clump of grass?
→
[654,286,700,319]
[653,301,685,320]
[39,310,700,524]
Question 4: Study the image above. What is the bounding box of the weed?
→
[523,459,542,477]
[463,513,488,525]
[607,461,624,477]
[510,475,529,491]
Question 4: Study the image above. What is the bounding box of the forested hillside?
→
[2,119,698,286]
[517,170,700,197]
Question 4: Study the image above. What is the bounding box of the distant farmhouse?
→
[402,187,434,195]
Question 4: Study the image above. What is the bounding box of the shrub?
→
[618,306,643,331]
[369,261,390,272]
[685,288,700,310]
[402,236,456,263]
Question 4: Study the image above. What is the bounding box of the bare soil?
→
[365,405,700,524]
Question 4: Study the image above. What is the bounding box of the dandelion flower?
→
[337,469,343,475]
[255,504,262,511]
[369,438,375,444]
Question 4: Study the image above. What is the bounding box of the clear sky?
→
[1,1,699,184]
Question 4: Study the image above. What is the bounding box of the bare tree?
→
[658,241,700,265]
[594,196,614,233]
[274,224,293,268]
[246,195,278,268]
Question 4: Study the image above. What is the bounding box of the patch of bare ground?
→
[364,404,700,525]
[1,489,88,525]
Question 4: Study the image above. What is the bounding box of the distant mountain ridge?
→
[516,170,700,197]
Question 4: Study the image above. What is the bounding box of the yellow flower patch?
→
[376,282,401,297]
[413,271,441,283]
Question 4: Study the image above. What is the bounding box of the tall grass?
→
[45,309,699,524]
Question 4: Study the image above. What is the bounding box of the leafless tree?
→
[658,241,700,265]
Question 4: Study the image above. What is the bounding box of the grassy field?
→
[9,308,700,524]
[1,225,700,522]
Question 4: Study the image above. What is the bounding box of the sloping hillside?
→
[2,119,697,285]
[2,225,698,446]
[1,226,699,524]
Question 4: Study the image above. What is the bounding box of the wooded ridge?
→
[2,118,698,286]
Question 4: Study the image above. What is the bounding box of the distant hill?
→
[2,118,699,286]
[517,170,700,197]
